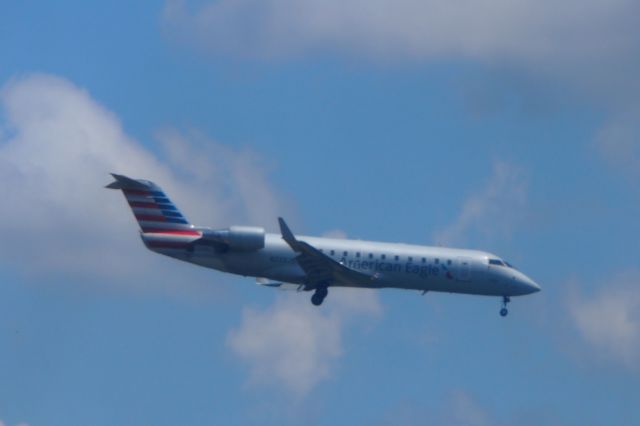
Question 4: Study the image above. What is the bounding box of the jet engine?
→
[200,226,265,251]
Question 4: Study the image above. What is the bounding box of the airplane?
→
[107,174,540,317]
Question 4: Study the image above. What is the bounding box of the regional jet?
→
[107,174,540,316]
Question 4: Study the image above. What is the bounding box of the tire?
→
[311,293,324,306]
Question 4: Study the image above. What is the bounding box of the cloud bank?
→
[162,0,640,191]
[162,0,637,63]
[0,73,382,396]
[162,0,640,97]
[162,0,640,196]
[0,73,286,290]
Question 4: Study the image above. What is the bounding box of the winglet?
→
[278,217,298,246]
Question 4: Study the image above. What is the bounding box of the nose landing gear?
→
[500,296,510,317]
[311,286,328,306]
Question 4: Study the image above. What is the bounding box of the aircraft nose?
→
[519,273,541,294]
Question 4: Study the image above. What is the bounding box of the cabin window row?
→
[319,249,452,265]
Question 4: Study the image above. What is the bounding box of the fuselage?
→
[142,231,540,297]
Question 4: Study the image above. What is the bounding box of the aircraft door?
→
[456,257,472,281]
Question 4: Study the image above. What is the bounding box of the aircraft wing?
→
[278,217,375,290]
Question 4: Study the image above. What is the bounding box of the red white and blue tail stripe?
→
[106,174,200,237]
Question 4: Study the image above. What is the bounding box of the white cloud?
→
[0,73,383,401]
[227,296,342,394]
[568,272,640,369]
[227,287,382,395]
[162,0,632,60]
[0,73,287,292]
[433,161,528,247]
[162,0,640,90]
[161,0,640,190]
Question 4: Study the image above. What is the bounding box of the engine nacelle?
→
[201,226,265,251]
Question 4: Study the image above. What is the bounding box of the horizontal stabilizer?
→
[256,277,300,291]
[105,173,151,190]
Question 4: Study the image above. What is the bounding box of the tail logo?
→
[107,174,197,235]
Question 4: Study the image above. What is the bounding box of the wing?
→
[278,217,376,290]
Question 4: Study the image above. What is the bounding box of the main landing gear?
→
[311,287,328,306]
[500,296,510,317]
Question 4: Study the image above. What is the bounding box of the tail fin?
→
[106,174,197,235]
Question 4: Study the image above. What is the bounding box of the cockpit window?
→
[489,259,516,269]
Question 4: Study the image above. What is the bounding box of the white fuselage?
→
[143,232,540,297]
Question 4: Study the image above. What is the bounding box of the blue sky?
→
[1,1,640,425]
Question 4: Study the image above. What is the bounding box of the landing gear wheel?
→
[311,287,328,306]
[311,293,323,306]
[499,296,510,317]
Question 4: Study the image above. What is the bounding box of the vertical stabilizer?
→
[106,174,197,235]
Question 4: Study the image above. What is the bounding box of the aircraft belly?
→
[163,248,509,296]
[250,260,306,284]
[371,271,507,296]
[189,255,227,270]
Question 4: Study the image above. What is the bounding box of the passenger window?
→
[368,253,373,259]
[381,254,386,260]
[447,260,452,266]
[435,258,439,264]
[421,257,426,263]
[343,251,348,257]
[330,250,335,256]
[394,255,399,261]
[356,252,361,258]
[408,256,413,262]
